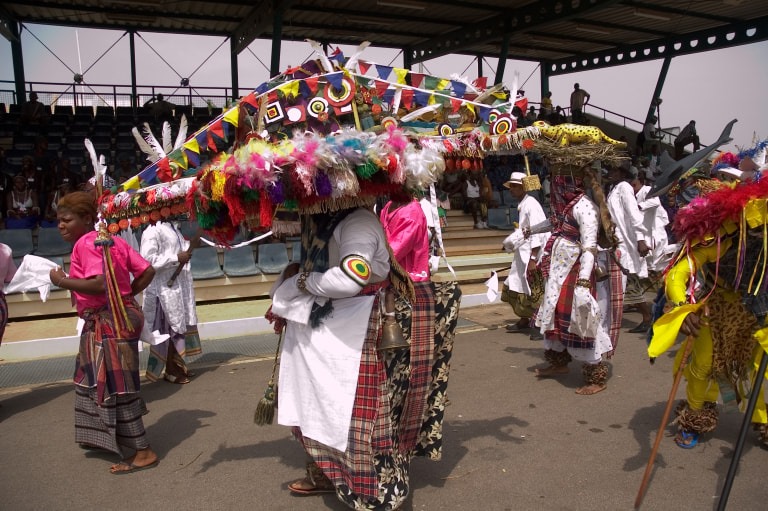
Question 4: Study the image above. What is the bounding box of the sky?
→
[2,23,767,153]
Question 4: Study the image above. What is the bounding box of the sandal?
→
[288,462,335,496]
[674,430,699,449]
[110,459,159,475]
[164,373,191,385]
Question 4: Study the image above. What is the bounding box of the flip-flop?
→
[288,477,335,496]
[675,430,699,449]
[164,374,191,385]
[111,459,159,475]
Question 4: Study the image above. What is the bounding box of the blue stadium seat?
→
[179,220,199,240]
[290,241,301,264]
[189,246,223,280]
[487,208,513,230]
[0,229,34,258]
[223,246,260,277]
[257,243,289,274]
[35,227,72,256]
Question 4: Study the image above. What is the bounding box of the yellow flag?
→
[122,176,140,191]
[182,138,200,154]
[278,80,300,98]
[437,79,449,90]
[394,68,408,85]
[223,106,239,127]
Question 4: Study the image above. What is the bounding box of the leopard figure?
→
[533,121,626,147]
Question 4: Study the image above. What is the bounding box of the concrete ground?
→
[1,303,766,510]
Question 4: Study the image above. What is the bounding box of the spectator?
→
[6,174,40,229]
[540,91,553,117]
[19,91,49,128]
[18,155,42,192]
[636,115,658,155]
[551,106,567,125]
[570,83,590,124]
[526,106,537,124]
[113,153,136,184]
[465,169,489,229]
[144,93,175,128]
[674,120,701,159]
[41,181,74,228]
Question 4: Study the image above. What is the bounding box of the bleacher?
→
[4,209,514,320]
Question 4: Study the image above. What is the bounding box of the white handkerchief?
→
[485,270,499,302]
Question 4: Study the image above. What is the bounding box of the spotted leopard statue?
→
[533,120,626,147]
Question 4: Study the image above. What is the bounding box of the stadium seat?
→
[223,246,260,277]
[179,219,199,240]
[487,208,513,230]
[35,227,72,256]
[189,246,223,280]
[257,243,289,274]
[290,241,301,264]
[0,228,34,258]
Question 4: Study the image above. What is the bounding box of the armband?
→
[341,254,371,286]
[575,279,591,289]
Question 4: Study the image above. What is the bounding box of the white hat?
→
[503,171,527,188]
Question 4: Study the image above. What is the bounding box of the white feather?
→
[174,114,188,150]
[161,122,172,155]
[142,122,166,161]
[474,83,506,105]
[400,103,442,122]
[344,41,370,72]
[132,127,156,162]
[306,39,335,73]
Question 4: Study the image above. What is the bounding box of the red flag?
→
[514,97,528,114]
[450,98,462,113]
[410,72,425,88]
[472,76,488,90]
[374,80,390,98]
[305,76,319,94]
[401,89,414,110]
[358,60,371,75]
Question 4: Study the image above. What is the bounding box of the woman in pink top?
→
[0,242,17,344]
[48,191,158,475]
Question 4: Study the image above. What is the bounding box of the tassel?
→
[254,325,284,426]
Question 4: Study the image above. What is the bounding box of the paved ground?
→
[1,303,766,510]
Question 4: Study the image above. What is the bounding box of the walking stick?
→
[167,247,192,287]
[634,334,695,509]
[716,350,768,511]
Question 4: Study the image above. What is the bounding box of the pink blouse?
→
[380,200,430,282]
[68,231,151,316]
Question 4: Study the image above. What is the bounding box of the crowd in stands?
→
[0,93,222,231]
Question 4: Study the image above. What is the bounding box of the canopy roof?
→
[3,0,767,75]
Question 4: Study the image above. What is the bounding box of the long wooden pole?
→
[634,334,695,509]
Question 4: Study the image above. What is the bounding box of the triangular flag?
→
[424,75,439,91]
[450,98,462,113]
[223,106,240,127]
[242,92,259,109]
[478,105,491,122]
[374,79,390,98]
[305,76,319,94]
[414,89,430,106]
[382,88,396,104]
[326,71,344,91]
[437,79,449,90]
[375,64,393,80]
[472,76,488,90]
[278,80,300,98]
[330,47,345,64]
[401,89,414,110]
[183,138,200,154]
[514,97,528,114]
[359,60,371,75]
[451,80,467,98]
[393,68,408,85]
[410,72,425,88]
[184,148,200,169]
[195,131,208,155]
[255,83,268,95]
[122,175,140,191]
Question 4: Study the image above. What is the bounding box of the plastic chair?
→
[486,208,513,230]
[290,241,302,264]
[189,246,224,280]
[0,229,34,258]
[257,243,289,274]
[223,246,260,277]
[35,227,72,256]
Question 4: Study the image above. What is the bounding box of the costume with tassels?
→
[648,140,768,449]
[529,131,626,394]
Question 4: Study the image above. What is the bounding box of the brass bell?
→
[378,289,409,351]
[594,261,609,282]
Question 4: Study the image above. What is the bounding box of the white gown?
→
[504,194,549,295]
[607,181,649,278]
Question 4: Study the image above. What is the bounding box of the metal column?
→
[477,55,483,80]
[540,63,550,101]
[646,56,671,123]
[494,32,510,86]
[10,21,25,104]
[269,1,283,78]
[129,30,137,109]
[403,48,412,70]
[230,37,239,101]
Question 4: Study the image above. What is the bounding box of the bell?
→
[379,317,409,351]
[594,261,609,282]
[378,289,409,351]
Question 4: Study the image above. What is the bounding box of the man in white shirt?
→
[502,172,549,340]
[607,165,651,333]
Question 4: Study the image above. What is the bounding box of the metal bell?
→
[594,261,609,282]
[378,289,409,351]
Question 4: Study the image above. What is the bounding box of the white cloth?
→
[275,209,390,452]
[635,185,671,272]
[504,194,548,295]
[5,255,58,301]
[607,181,649,278]
[140,222,197,337]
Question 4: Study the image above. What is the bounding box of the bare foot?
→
[110,448,158,474]
[534,365,569,378]
[575,383,606,395]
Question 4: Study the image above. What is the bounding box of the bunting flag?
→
[278,80,300,98]
[410,72,425,88]
[305,76,319,94]
[330,47,345,64]
[450,98,462,113]
[241,92,259,109]
[223,106,240,127]
[358,60,371,75]
[401,89,414,110]
[184,148,200,169]
[472,76,488,90]
[478,105,491,122]
[514,97,528,114]
[437,78,450,91]
[374,79,390,98]
[414,89,431,107]
[326,71,344,91]
[451,80,467,98]
[375,64,393,80]
[393,68,408,85]
[424,75,438,91]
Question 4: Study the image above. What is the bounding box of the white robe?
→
[272,209,390,452]
[504,194,549,295]
[635,185,672,272]
[140,222,197,336]
[607,181,649,278]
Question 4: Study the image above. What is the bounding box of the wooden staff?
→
[167,247,192,287]
[634,334,695,509]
